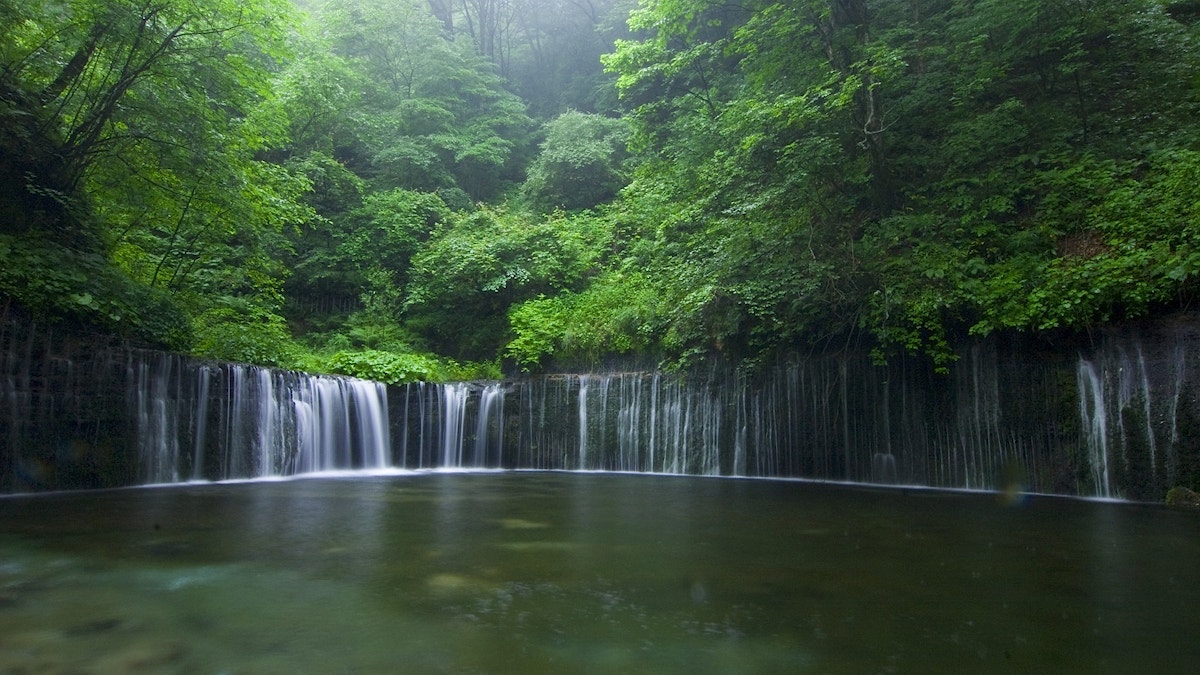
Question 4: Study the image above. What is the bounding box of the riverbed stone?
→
[1166,486,1200,509]
[92,640,185,673]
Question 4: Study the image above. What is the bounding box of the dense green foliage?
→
[5,0,1200,379]
[1,0,301,347]
[522,110,631,211]
[406,206,611,359]
[585,0,1200,369]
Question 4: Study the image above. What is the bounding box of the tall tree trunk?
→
[427,0,454,33]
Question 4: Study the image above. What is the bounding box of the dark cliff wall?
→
[0,319,140,492]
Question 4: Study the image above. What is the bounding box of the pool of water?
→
[1,472,1198,673]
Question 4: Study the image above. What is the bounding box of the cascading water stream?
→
[1134,345,1157,472]
[578,375,589,470]
[128,357,394,483]
[192,366,211,481]
[473,382,504,468]
[384,332,1194,499]
[355,379,391,469]
[5,317,1200,498]
[440,383,469,467]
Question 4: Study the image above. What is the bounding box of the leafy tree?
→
[506,269,664,369]
[278,152,367,327]
[405,206,611,358]
[597,0,874,362]
[1,0,306,350]
[340,188,451,318]
[315,0,534,201]
[261,44,364,159]
[522,110,631,211]
[429,1,627,116]
[596,0,1200,368]
[9,0,1200,378]
[855,0,1200,365]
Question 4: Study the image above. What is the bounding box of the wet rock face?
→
[0,320,139,492]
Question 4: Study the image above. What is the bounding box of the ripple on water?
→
[498,518,550,529]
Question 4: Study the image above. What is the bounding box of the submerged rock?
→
[497,518,550,529]
[92,639,185,673]
[62,616,123,636]
[1165,486,1200,509]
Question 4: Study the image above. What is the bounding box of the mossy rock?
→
[1165,486,1200,509]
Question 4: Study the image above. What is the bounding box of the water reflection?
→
[0,473,1198,673]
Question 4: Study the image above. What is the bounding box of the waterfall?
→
[1068,330,1189,500]
[192,365,211,481]
[440,383,469,467]
[1077,359,1112,498]
[1134,345,1157,473]
[135,352,181,484]
[0,323,396,492]
[383,330,1199,499]
[578,375,589,469]
[355,379,391,469]
[5,316,1200,499]
[392,380,506,469]
[291,374,391,474]
[473,382,504,467]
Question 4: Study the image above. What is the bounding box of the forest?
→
[4,0,1200,382]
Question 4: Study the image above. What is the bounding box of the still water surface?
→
[1,472,1198,673]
